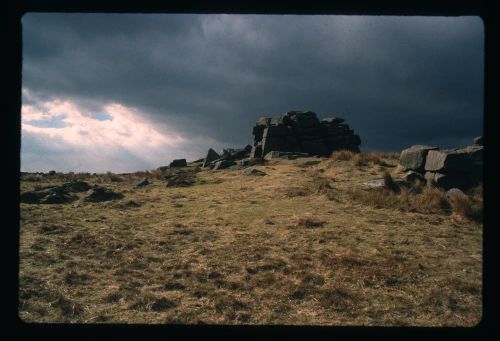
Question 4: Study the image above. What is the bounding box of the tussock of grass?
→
[330,151,397,168]
[348,184,451,214]
[283,186,311,198]
[319,285,359,310]
[311,175,338,201]
[330,150,356,161]
[449,195,482,222]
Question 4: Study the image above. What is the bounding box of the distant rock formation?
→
[249,111,361,159]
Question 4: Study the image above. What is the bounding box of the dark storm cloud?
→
[21,14,483,170]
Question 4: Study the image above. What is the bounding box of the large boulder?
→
[399,145,439,172]
[169,159,187,168]
[425,146,483,177]
[473,136,483,146]
[202,148,220,168]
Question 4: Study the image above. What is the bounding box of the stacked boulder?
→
[399,137,483,190]
[249,111,361,159]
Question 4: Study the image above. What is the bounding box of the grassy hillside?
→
[19,152,482,325]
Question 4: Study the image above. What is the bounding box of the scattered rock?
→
[219,145,252,161]
[20,186,77,204]
[399,145,438,172]
[39,191,77,204]
[213,160,237,170]
[135,178,150,187]
[362,178,405,189]
[83,187,124,202]
[157,166,170,171]
[202,148,220,168]
[362,179,386,188]
[242,167,267,176]
[169,159,187,168]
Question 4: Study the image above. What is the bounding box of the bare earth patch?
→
[19,153,482,325]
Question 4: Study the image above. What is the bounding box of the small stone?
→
[135,178,149,187]
[242,167,267,176]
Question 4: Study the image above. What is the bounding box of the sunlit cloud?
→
[20,90,220,173]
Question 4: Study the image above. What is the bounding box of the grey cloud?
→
[21,13,484,171]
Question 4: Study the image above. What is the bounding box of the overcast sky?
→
[21,14,484,173]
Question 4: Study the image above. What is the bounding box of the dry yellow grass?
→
[19,154,482,325]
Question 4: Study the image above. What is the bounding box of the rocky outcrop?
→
[399,138,483,190]
[250,111,361,159]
